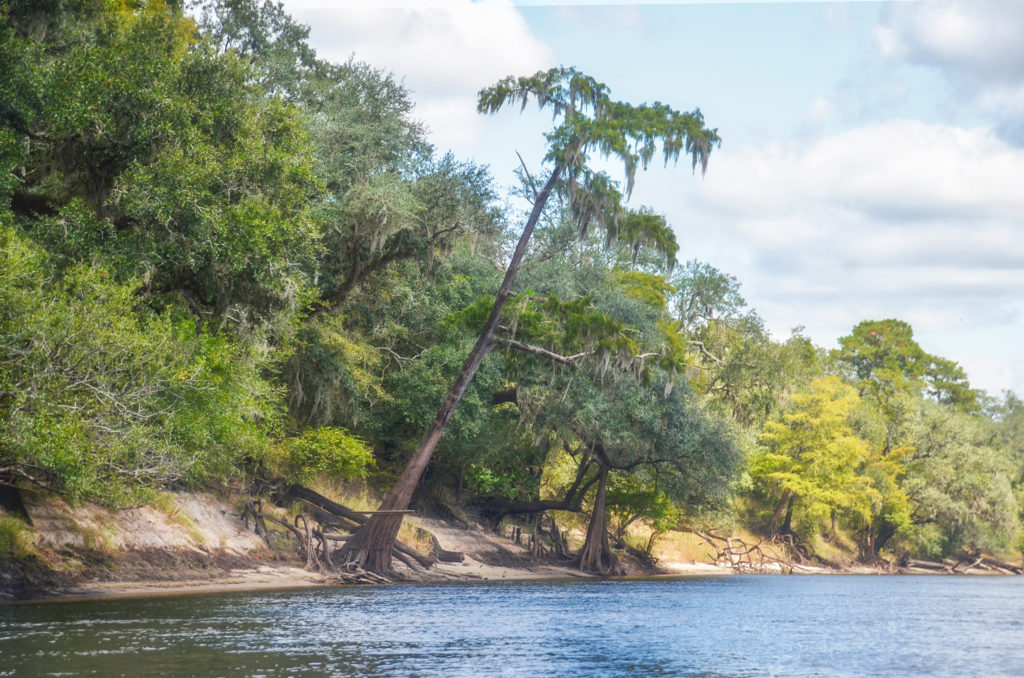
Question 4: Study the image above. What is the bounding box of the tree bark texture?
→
[577,467,625,576]
[767,489,792,536]
[338,167,562,573]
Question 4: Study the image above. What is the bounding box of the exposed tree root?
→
[686,528,800,573]
[243,488,443,576]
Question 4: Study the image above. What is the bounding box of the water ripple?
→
[2,576,1023,677]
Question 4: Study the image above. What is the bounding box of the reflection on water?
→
[2,576,1023,677]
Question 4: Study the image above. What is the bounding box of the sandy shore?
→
[45,516,747,602]
[14,492,974,603]
[50,560,744,602]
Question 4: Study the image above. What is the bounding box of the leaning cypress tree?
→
[338,67,719,573]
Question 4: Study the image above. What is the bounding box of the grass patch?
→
[652,529,717,564]
[66,521,118,554]
[151,492,206,546]
[0,513,38,560]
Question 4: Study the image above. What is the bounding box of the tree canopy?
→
[2,0,1020,578]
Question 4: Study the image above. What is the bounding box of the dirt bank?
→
[3,491,652,601]
[12,490,949,602]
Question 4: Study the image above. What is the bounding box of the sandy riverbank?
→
[4,492,742,602]
[52,560,741,602]
[8,490,1005,603]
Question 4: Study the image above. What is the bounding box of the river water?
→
[2,575,1023,677]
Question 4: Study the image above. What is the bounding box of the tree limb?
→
[498,337,591,366]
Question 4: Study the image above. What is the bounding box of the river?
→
[2,575,1023,677]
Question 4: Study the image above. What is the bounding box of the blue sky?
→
[280,1,1024,399]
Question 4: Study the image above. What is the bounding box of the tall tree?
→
[833,320,980,443]
[900,401,1020,558]
[750,376,877,539]
[557,369,737,575]
[3,0,322,334]
[671,260,820,428]
[338,67,719,572]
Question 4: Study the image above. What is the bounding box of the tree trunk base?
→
[576,468,625,577]
[335,512,404,575]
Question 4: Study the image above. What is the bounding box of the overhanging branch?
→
[498,337,591,366]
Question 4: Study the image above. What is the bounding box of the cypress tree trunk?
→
[577,467,625,576]
[872,521,898,557]
[339,167,561,574]
[767,489,792,536]
[781,494,795,535]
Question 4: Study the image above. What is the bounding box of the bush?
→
[267,427,375,485]
[1,226,280,505]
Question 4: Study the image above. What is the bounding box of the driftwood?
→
[905,558,953,573]
[323,570,393,585]
[903,552,1023,575]
[980,555,1023,575]
[686,528,798,574]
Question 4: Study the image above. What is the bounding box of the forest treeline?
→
[2,0,1022,573]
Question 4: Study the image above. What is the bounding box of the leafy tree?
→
[749,376,878,541]
[672,260,820,428]
[900,402,1020,558]
[478,245,740,574]
[198,0,321,98]
[339,68,719,572]
[0,226,278,506]
[833,320,980,438]
[3,0,322,333]
[539,366,737,574]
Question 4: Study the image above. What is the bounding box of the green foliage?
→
[607,474,682,536]
[672,259,746,332]
[750,376,879,536]
[465,464,532,500]
[5,0,322,331]
[671,261,821,429]
[834,320,980,420]
[901,402,1020,556]
[0,226,276,505]
[268,426,374,485]
[615,207,678,272]
[615,269,674,310]
[478,66,718,240]
[479,67,718,192]
[0,514,37,560]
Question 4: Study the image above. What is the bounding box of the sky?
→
[278,0,1024,399]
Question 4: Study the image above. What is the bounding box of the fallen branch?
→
[905,558,952,573]
[981,556,1023,575]
[684,528,793,574]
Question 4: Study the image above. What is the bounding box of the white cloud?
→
[877,0,1024,79]
[805,96,837,126]
[876,0,1024,140]
[282,0,553,155]
[633,119,1024,394]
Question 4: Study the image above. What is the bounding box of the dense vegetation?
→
[2,0,1021,574]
